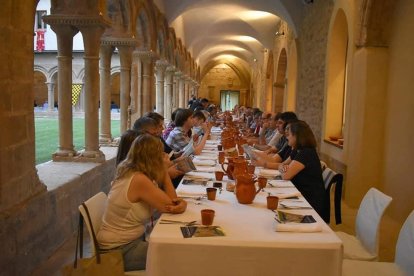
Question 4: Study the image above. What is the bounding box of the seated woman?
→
[278,120,329,222]
[166,108,211,155]
[115,129,139,166]
[97,134,187,271]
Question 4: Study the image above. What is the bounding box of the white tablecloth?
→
[146,143,343,276]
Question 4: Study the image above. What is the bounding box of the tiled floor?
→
[32,195,398,274]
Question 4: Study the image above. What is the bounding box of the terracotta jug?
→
[235,173,261,204]
[222,137,236,150]
[232,157,248,179]
[221,157,235,180]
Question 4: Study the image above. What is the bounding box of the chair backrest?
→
[322,167,343,224]
[355,188,392,256]
[78,192,108,254]
[395,210,414,274]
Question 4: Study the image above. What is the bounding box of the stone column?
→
[178,74,185,108]
[130,54,138,114]
[49,25,78,159]
[118,46,133,133]
[79,26,106,162]
[133,51,143,117]
[165,66,175,120]
[173,71,181,110]
[99,44,113,143]
[155,60,168,116]
[194,82,200,98]
[137,51,154,114]
[46,82,55,112]
[184,76,191,108]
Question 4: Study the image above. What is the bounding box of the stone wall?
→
[295,0,334,143]
[199,64,248,106]
[0,147,117,275]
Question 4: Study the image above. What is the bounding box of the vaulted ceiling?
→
[153,0,305,79]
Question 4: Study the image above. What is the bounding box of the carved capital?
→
[155,60,169,72]
[43,14,110,28]
[134,50,157,64]
[101,37,137,47]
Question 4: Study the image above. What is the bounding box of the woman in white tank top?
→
[97,134,187,271]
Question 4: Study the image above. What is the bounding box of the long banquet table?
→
[146,138,343,276]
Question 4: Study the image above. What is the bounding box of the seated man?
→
[253,112,282,151]
[252,112,298,169]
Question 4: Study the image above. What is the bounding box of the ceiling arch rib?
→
[159,0,300,36]
[200,50,254,70]
[201,59,250,86]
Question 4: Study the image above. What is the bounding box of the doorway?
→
[220,90,240,111]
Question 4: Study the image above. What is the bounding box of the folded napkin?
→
[275,222,322,232]
[203,144,217,149]
[268,180,295,188]
[186,171,214,179]
[258,169,281,177]
[195,166,217,172]
[177,191,206,198]
[274,211,322,232]
[279,200,312,209]
[273,191,302,199]
[193,159,216,166]
[193,155,217,160]
[201,150,217,155]
[206,140,220,145]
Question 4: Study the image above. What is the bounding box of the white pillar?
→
[46,82,55,112]
[119,46,133,133]
[155,60,168,116]
[49,25,78,159]
[178,74,185,108]
[99,44,113,143]
[165,66,175,120]
[79,26,106,161]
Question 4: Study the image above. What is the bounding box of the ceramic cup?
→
[201,209,215,226]
[206,187,217,200]
[257,177,267,190]
[266,196,279,210]
[215,171,224,181]
[217,144,223,151]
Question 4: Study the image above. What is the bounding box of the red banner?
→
[36,30,45,52]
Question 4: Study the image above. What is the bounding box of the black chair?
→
[322,168,343,224]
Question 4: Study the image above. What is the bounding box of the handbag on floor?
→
[62,203,124,276]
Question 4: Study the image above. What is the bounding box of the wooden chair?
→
[322,167,343,224]
[79,192,145,275]
[342,210,414,275]
[336,188,392,261]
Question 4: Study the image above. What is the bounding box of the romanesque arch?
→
[274,48,287,113]
[265,50,274,112]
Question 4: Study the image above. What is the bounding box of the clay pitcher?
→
[222,137,236,150]
[221,157,235,180]
[232,157,248,179]
[235,173,260,204]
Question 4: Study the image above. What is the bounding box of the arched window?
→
[325,9,348,147]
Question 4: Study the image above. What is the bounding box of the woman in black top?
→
[279,120,329,222]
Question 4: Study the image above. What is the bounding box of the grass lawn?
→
[35,117,121,165]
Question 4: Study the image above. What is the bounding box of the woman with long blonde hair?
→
[98,134,187,271]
